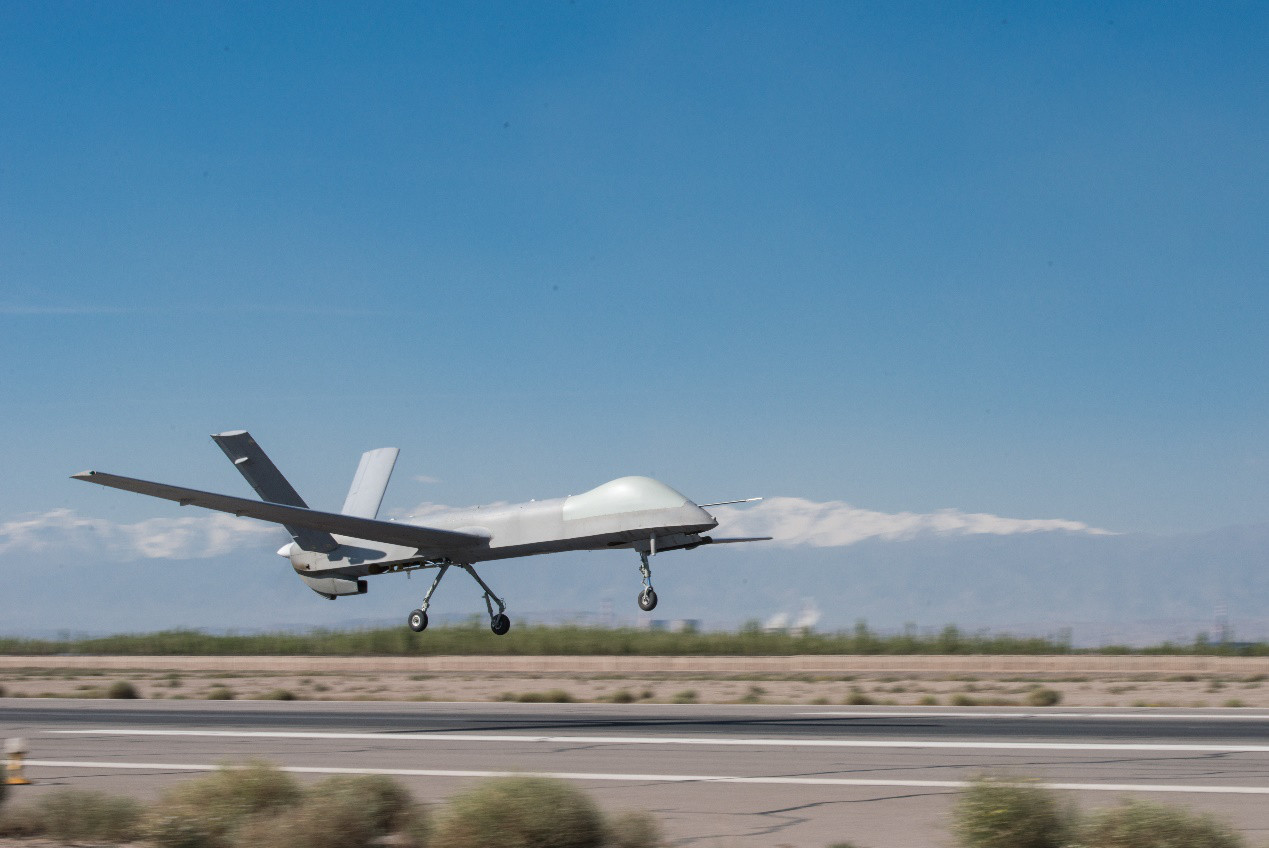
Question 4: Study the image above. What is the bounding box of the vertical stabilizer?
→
[211,430,338,553]
[341,447,399,519]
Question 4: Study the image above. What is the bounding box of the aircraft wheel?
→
[490,613,511,636]
[638,588,658,611]
[408,609,428,632]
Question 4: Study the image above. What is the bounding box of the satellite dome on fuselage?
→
[562,476,691,521]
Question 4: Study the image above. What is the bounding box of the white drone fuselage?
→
[289,476,721,596]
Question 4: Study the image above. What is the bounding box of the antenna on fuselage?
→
[698,497,763,507]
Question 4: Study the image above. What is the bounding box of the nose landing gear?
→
[636,549,658,611]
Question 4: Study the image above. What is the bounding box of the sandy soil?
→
[3,664,1268,707]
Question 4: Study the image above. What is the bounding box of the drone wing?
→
[71,471,487,553]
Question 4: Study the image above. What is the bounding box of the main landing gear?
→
[406,562,511,636]
[637,550,658,611]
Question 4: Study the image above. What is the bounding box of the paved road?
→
[5,700,1269,847]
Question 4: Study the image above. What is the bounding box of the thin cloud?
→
[0,509,279,561]
[1,496,1111,562]
[709,497,1115,548]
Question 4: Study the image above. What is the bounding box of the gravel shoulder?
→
[3,655,1268,707]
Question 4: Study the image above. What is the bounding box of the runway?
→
[5,700,1269,847]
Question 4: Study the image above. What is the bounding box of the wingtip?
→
[71,470,96,480]
[212,429,248,438]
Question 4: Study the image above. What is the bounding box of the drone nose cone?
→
[685,501,717,526]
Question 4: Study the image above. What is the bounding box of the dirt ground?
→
[3,664,1267,707]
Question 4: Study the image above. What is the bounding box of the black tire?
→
[638,588,658,611]
[490,613,511,636]
[408,609,428,632]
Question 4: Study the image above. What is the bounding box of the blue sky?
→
[2,1,1267,542]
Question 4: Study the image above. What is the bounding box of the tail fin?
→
[211,430,338,553]
[341,447,399,519]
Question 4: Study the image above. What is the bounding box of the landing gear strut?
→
[406,562,511,636]
[637,550,658,611]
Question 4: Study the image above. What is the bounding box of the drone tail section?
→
[211,430,339,553]
[341,448,400,519]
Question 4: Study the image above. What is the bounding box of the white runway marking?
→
[795,711,1269,720]
[47,728,1269,753]
[25,759,1269,795]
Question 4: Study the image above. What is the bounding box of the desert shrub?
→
[605,809,662,848]
[144,761,302,848]
[672,689,698,704]
[432,776,606,848]
[259,688,297,700]
[515,688,574,703]
[308,774,425,838]
[1025,688,1062,707]
[0,802,44,837]
[0,684,6,697]
[953,778,1072,848]
[36,789,143,842]
[607,689,636,704]
[233,799,360,848]
[1079,799,1243,848]
[918,695,940,706]
[845,687,874,706]
[206,686,236,700]
[108,679,139,699]
[240,774,430,848]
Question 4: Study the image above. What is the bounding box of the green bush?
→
[259,688,297,701]
[1080,799,1243,848]
[1025,688,1062,707]
[206,685,236,700]
[606,689,636,703]
[108,679,139,699]
[953,778,1072,848]
[605,809,662,848]
[144,761,302,848]
[672,689,698,704]
[432,776,606,848]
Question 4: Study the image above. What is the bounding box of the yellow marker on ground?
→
[5,738,30,785]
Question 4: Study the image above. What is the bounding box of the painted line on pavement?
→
[47,728,1269,753]
[24,760,1269,795]
[794,711,1269,720]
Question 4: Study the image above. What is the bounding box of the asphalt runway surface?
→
[5,700,1269,847]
